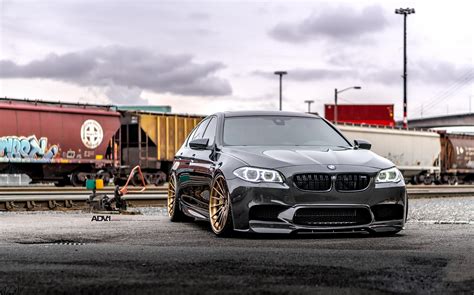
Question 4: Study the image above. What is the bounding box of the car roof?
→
[221,111,321,118]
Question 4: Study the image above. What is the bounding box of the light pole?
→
[274,71,287,111]
[334,86,361,124]
[304,100,314,113]
[395,7,415,129]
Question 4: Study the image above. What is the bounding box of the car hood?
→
[222,146,394,170]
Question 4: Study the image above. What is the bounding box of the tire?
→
[209,174,234,237]
[168,173,185,222]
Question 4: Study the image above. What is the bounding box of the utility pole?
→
[395,7,415,129]
[304,100,314,113]
[274,71,287,111]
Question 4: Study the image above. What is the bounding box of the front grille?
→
[249,205,287,221]
[293,173,331,191]
[335,174,370,191]
[293,208,372,226]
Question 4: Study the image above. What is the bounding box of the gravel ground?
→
[408,197,474,222]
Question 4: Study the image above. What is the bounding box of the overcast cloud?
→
[0,46,232,98]
[269,5,389,43]
[0,1,472,118]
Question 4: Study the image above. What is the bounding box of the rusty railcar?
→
[0,98,121,186]
[440,132,474,184]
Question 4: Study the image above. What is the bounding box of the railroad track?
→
[0,188,167,211]
[0,185,473,211]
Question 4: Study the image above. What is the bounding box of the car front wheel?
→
[209,174,233,236]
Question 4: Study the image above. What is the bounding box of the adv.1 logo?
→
[81,119,103,149]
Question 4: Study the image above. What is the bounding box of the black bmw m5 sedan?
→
[168,111,407,236]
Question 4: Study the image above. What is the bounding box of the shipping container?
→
[325,104,395,126]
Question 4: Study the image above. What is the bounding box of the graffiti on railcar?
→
[0,135,59,162]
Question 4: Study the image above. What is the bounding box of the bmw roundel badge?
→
[327,165,336,170]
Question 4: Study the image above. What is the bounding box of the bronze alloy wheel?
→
[209,174,233,235]
[167,174,177,217]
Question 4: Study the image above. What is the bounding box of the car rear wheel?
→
[168,173,185,221]
[209,174,233,236]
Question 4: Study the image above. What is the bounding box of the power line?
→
[413,69,474,114]
[421,72,474,114]
[413,68,473,112]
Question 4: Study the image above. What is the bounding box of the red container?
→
[324,104,395,126]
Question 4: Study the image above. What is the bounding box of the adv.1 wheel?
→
[209,174,233,237]
[168,173,185,221]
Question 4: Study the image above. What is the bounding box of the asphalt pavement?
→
[0,197,473,294]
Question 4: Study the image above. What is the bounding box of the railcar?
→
[0,98,203,186]
[339,124,474,184]
[0,98,121,186]
[116,110,202,185]
[339,124,441,184]
[439,132,474,184]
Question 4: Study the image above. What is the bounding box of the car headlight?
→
[233,167,284,183]
[376,167,402,183]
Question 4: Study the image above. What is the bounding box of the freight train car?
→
[116,111,203,185]
[439,132,474,184]
[0,98,204,186]
[0,98,121,186]
[338,124,441,184]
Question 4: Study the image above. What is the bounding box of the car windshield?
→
[223,116,351,147]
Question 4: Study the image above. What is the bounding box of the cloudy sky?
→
[1,0,473,120]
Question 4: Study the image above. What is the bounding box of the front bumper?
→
[227,174,407,234]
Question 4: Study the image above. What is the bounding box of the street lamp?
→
[395,7,415,128]
[334,86,361,124]
[274,71,287,111]
[304,100,314,113]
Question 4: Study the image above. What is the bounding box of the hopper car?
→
[339,124,474,184]
[0,98,202,186]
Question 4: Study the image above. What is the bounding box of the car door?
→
[175,118,210,213]
[188,116,218,214]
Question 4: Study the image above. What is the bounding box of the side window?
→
[202,117,217,146]
[188,118,210,145]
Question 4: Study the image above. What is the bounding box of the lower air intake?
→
[293,207,372,226]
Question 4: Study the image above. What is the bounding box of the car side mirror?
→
[189,138,209,150]
[354,139,371,150]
